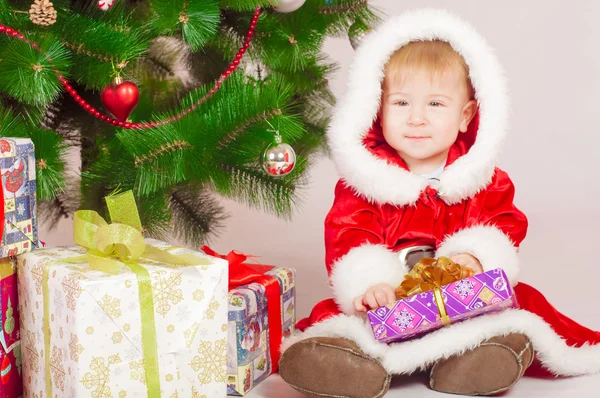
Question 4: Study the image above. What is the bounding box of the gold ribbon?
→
[43,190,210,398]
[394,257,475,327]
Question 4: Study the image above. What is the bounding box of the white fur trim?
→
[435,225,520,285]
[281,310,600,377]
[329,244,409,316]
[328,8,509,205]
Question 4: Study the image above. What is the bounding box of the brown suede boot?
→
[279,337,391,398]
[429,333,534,396]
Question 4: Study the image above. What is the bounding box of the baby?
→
[354,39,484,314]
[279,8,600,398]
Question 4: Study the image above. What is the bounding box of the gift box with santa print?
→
[17,191,230,397]
[0,138,38,258]
[201,247,296,396]
[367,258,519,343]
[0,257,22,398]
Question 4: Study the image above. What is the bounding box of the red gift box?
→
[0,258,21,398]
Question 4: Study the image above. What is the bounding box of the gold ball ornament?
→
[262,135,296,177]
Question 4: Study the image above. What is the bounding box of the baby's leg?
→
[429,333,534,396]
[279,336,391,398]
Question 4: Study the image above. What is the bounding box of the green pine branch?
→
[220,0,274,12]
[214,157,307,217]
[151,0,220,52]
[38,183,79,230]
[0,106,67,201]
[117,73,299,194]
[0,33,70,106]
[0,0,379,244]
[169,183,228,246]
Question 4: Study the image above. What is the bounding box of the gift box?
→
[0,138,38,258]
[202,247,296,396]
[17,191,230,397]
[367,266,518,343]
[0,258,22,397]
[226,267,295,396]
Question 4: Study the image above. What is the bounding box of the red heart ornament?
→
[100,80,139,122]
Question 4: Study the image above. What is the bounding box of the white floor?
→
[246,372,600,397]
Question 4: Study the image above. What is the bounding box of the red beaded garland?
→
[1,7,262,130]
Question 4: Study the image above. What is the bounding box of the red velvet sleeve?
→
[436,169,528,284]
[324,180,409,315]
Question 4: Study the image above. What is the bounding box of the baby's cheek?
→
[382,117,406,137]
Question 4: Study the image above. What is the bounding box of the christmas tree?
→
[0,0,378,245]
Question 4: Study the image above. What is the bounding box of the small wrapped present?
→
[17,191,229,397]
[201,247,296,396]
[367,257,518,343]
[0,258,22,397]
[0,138,38,258]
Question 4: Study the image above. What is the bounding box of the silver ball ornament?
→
[273,0,306,13]
[262,135,296,177]
[348,19,371,50]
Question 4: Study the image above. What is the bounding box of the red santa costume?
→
[280,8,600,378]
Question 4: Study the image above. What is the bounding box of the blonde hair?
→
[384,40,474,99]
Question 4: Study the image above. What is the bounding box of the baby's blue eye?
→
[429,101,443,107]
[395,101,408,106]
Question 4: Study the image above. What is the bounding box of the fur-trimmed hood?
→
[328,8,508,206]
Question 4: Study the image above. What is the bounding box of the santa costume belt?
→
[398,245,435,269]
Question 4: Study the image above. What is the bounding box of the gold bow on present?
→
[394,257,475,326]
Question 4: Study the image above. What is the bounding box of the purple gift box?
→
[367,268,519,343]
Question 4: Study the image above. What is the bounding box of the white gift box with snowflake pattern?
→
[17,239,228,398]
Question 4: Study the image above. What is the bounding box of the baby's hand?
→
[353,283,396,312]
[451,253,484,274]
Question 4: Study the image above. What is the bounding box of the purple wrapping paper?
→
[367,268,519,343]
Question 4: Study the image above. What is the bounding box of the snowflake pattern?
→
[125,345,139,362]
[193,289,204,302]
[205,297,220,320]
[191,386,207,398]
[392,309,415,332]
[112,332,124,344]
[98,294,122,320]
[177,304,191,321]
[184,322,200,349]
[80,355,122,398]
[16,202,25,216]
[53,293,65,318]
[453,279,476,300]
[25,330,39,373]
[69,334,84,363]
[189,339,227,384]
[30,260,47,295]
[198,328,209,338]
[62,273,83,311]
[151,270,183,316]
[50,346,66,392]
[129,359,147,385]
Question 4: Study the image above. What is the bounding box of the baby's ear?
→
[459,100,478,133]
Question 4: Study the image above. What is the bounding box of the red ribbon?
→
[201,246,283,374]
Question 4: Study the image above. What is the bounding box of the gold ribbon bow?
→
[394,257,475,326]
[43,190,210,398]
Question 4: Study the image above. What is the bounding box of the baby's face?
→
[380,67,476,171]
